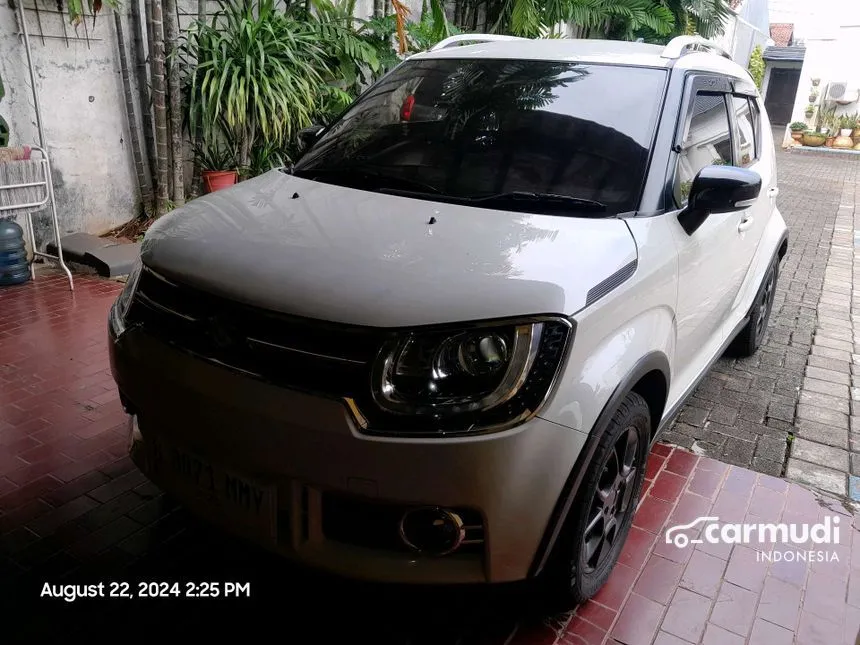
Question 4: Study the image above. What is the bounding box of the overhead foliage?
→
[470,0,730,41]
[661,0,732,40]
[484,0,675,38]
[63,0,118,26]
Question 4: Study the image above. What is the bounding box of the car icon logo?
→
[665,516,720,548]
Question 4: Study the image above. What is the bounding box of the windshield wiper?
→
[293,167,441,194]
[469,191,607,213]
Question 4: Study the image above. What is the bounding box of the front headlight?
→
[109,260,142,336]
[362,317,573,436]
[115,260,142,321]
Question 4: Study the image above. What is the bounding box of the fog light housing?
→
[399,507,465,556]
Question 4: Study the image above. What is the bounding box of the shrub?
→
[748,45,764,89]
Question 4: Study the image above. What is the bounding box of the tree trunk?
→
[149,0,170,216]
[129,0,155,214]
[190,0,206,197]
[163,0,185,206]
[373,0,383,18]
[113,11,152,216]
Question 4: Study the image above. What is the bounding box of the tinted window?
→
[674,93,732,205]
[294,60,668,216]
[733,95,757,167]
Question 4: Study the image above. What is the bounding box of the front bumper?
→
[109,313,587,584]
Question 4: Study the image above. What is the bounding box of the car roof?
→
[409,38,753,83]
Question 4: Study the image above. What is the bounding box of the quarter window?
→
[733,95,758,167]
[674,93,732,205]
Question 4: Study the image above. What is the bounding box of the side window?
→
[733,95,757,167]
[674,93,732,205]
[750,97,762,158]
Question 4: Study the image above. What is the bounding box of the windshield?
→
[293,59,667,216]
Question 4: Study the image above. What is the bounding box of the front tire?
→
[730,255,779,357]
[543,391,650,607]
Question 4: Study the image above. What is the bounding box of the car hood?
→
[141,170,638,327]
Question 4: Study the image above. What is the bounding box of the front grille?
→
[126,267,386,398]
[321,492,484,554]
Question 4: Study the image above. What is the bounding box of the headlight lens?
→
[114,260,142,322]
[365,318,573,435]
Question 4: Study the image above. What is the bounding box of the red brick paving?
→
[2,273,860,644]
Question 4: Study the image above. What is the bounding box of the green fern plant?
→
[182,0,332,167]
[495,0,675,40]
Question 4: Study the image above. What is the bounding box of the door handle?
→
[767,187,779,197]
[738,213,754,232]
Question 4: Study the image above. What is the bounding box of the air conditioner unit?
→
[826,81,847,101]
[825,81,859,104]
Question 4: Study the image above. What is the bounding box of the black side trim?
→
[778,230,789,259]
[585,260,638,308]
[529,351,670,578]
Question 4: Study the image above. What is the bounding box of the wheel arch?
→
[529,351,670,578]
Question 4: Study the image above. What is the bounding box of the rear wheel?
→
[730,256,779,357]
[543,391,650,606]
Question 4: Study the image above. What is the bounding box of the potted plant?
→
[811,77,821,87]
[802,130,827,147]
[193,141,239,193]
[808,90,818,103]
[805,104,815,119]
[838,115,856,137]
[832,115,857,149]
[789,121,807,141]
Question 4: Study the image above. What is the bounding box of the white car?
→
[109,35,787,604]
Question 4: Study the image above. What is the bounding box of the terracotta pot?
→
[202,170,238,193]
[791,131,804,141]
[833,135,855,149]
[826,136,836,147]
[802,132,826,147]
[854,127,860,137]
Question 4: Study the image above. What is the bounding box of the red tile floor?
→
[2,272,860,644]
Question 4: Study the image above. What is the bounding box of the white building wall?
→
[784,24,860,145]
[0,2,138,247]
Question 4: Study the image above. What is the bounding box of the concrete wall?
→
[0,1,138,248]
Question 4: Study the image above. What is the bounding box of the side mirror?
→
[297,125,324,151]
[679,165,762,235]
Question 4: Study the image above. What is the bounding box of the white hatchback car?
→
[109,35,787,604]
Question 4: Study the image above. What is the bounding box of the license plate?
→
[147,435,276,542]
